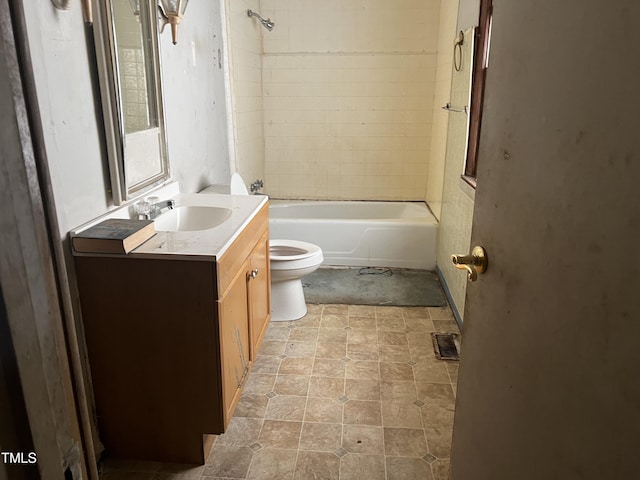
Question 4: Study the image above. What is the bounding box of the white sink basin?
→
[154,206,232,232]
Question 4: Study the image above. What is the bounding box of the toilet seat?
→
[270,240,323,271]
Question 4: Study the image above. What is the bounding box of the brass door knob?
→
[451,246,488,282]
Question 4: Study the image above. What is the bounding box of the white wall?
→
[261,0,441,200]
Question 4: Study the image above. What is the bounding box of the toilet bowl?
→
[270,240,323,321]
[201,173,324,321]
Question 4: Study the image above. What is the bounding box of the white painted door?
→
[450,2,640,479]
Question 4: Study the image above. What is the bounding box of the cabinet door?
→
[218,260,251,426]
[247,232,271,360]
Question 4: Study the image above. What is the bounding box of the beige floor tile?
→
[347,329,378,345]
[295,313,321,328]
[278,357,314,375]
[259,340,288,356]
[345,360,379,380]
[265,395,307,421]
[318,328,348,344]
[405,317,436,333]
[380,381,417,402]
[376,316,405,331]
[321,314,349,328]
[263,327,291,341]
[343,400,382,426]
[430,458,451,480]
[323,305,349,315]
[315,342,347,359]
[288,327,319,342]
[304,397,344,423]
[413,358,451,383]
[385,456,434,480]
[421,403,455,430]
[409,345,437,363]
[306,304,323,315]
[298,422,343,452]
[273,374,310,396]
[379,362,414,381]
[401,306,431,319]
[243,374,276,395]
[251,355,281,374]
[258,420,302,449]
[347,305,376,317]
[446,362,459,383]
[378,331,408,346]
[340,453,385,480]
[201,446,252,478]
[426,428,453,459]
[348,316,377,329]
[407,331,434,347]
[342,425,384,454]
[433,319,460,333]
[213,417,263,447]
[347,343,379,361]
[285,341,316,357]
[312,358,346,378]
[427,307,454,321]
[246,448,297,480]
[234,394,268,418]
[377,345,412,363]
[308,376,345,398]
[416,383,456,404]
[345,378,380,401]
[383,427,428,457]
[375,306,404,318]
[294,451,340,480]
[381,401,423,428]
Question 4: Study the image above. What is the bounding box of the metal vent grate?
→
[432,333,460,361]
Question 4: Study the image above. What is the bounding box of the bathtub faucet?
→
[250,179,264,194]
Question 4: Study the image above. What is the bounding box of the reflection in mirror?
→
[94,0,169,205]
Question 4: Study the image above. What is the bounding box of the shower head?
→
[247,9,275,31]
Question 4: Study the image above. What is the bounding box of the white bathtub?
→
[269,200,437,269]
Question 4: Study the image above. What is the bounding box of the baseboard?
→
[435,266,463,330]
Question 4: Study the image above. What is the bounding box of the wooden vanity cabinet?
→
[74,204,270,464]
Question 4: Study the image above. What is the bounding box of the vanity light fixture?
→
[158,0,189,45]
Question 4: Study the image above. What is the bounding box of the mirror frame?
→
[93,0,169,205]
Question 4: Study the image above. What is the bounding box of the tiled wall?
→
[425,0,460,219]
[225,0,265,184]
[436,26,475,320]
[261,0,441,200]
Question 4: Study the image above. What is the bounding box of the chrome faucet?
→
[137,199,175,220]
[250,179,264,194]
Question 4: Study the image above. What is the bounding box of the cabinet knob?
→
[250,268,259,279]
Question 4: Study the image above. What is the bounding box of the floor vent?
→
[432,333,460,361]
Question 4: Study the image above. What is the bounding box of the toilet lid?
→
[230,172,249,195]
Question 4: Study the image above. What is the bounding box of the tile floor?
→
[101,304,460,480]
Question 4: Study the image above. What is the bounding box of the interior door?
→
[450,2,640,479]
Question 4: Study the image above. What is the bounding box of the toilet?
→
[269,239,323,321]
[204,173,323,322]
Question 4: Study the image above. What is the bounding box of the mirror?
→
[94,0,169,205]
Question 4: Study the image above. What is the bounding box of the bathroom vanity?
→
[73,193,270,464]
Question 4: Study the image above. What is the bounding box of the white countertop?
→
[72,192,268,261]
